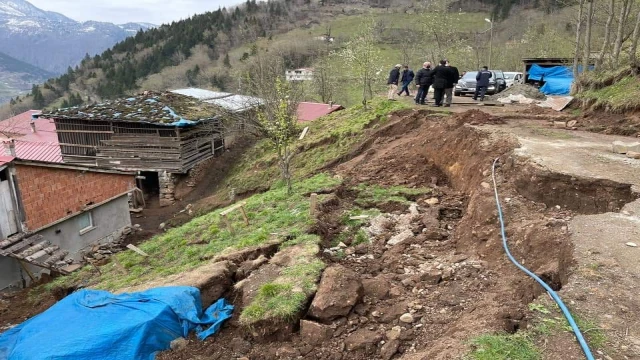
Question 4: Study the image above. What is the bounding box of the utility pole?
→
[485,17,493,69]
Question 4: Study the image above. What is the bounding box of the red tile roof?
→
[0,110,62,163]
[297,102,344,122]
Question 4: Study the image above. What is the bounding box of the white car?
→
[504,72,524,87]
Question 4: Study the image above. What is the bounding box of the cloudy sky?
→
[29,0,244,25]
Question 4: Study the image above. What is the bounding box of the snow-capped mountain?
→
[0,0,155,74]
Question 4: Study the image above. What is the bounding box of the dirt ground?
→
[3,103,640,360]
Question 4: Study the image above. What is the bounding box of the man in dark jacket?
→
[414,62,432,105]
[431,60,448,107]
[444,60,460,107]
[474,66,492,101]
[387,64,402,100]
[397,65,415,96]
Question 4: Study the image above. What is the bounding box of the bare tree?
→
[573,0,586,78]
[612,0,633,66]
[255,77,300,195]
[597,0,616,69]
[582,0,596,71]
[338,17,382,109]
[630,10,640,66]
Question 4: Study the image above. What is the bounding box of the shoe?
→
[420,102,426,105]
[432,104,441,107]
[472,98,477,101]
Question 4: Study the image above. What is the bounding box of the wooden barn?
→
[42,91,259,206]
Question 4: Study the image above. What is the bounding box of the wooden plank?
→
[220,201,248,216]
[310,193,318,216]
[1,235,42,255]
[299,126,309,140]
[127,244,149,257]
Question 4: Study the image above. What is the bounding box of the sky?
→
[28,0,244,25]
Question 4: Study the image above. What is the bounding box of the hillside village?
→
[1,0,640,359]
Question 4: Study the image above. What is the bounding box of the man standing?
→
[431,60,448,107]
[414,62,433,105]
[398,65,415,96]
[474,66,492,101]
[387,64,402,100]
[443,60,460,107]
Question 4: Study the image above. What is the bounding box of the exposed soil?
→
[576,110,640,137]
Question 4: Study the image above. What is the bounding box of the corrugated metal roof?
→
[0,110,62,163]
[171,88,263,113]
[297,102,344,122]
[0,155,15,167]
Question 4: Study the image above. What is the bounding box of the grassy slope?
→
[576,67,640,112]
[40,99,412,325]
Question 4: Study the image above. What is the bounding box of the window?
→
[78,212,94,234]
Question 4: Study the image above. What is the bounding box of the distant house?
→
[0,112,136,290]
[286,68,314,81]
[297,102,344,122]
[42,90,261,206]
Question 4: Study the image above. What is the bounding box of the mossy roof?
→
[44,91,220,125]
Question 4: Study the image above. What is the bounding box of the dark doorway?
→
[137,171,160,201]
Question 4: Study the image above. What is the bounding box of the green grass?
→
[578,75,640,112]
[44,174,341,292]
[223,99,408,194]
[527,126,575,139]
[468,334,541,360]
[530,305,607,349]
[240,243,325,324]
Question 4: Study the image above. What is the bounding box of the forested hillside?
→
[0,0,583,118]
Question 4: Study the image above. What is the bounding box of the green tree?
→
[224,53,232,68]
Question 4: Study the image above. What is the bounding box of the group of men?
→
[387,61,493,106]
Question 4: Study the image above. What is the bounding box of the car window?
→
[462,72,477,80]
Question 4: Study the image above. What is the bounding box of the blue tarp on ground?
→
[528,64,574,95]
[0,286,233,360]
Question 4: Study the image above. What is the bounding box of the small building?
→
[285,68,314,81]
[43,90,260,206]
[297,102,344,122]
[0,151,135,290]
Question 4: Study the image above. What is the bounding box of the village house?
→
[43,90,260,206]
[285,68,314,81]
[0,111,135,289]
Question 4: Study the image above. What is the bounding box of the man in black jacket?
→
[414,62,432,105]
[387,64,402,100]
[397,65,415,96]
[443,60,460,107]
[474,66,492,101]
[431,60,448,107]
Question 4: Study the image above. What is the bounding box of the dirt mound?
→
[448,109,505,126]
[487,84,546,101]
[575,111,640,137]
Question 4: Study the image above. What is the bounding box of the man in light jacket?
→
[387,64,402,100]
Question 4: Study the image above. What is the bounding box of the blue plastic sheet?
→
[528,64,574,95]
[0,286,233,360]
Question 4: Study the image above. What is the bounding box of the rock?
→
[451,254,469,263]
[378,302,408,323]
[122,227,132,235]
[553,121,567,128]
[425,197,440,206]
[386,327,402,340]
[420,269,442,285]
[627,151,640,159]
[408,203,420,216]
[354,243,369,254]
[612,140,640,154]
[236,255,269,280]
[380,339,400,360]
[133,224,141,230]
[420,210,439,229]
[362,277,391,300]
[480,182,491,189]
[626,242,638,247]
[387,230,414,246]
[399,313,415,323]
[300,320,334,345]
[338,242,348,248]
[344,329,383,352]
[159,223,166,230]
[170,337,189,351]
[276,345,300,359]
[308,265,363,321]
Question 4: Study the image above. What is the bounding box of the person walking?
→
[414,62,433,105]
[397,65,415,96]
[387,64,402,100]
[473,66,492,101]
[443,60,460,107]
[431,60,448,107]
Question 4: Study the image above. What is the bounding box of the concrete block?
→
[627,151,640,159]
[612,141,640,154]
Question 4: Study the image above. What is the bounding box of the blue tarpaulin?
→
[527,64,574,95]
[0,286,233,360]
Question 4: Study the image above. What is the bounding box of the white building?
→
[285,68,314,81]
